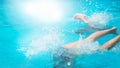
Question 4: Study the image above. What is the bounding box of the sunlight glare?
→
[23,1,62,23]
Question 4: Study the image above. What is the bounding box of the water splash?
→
[18,30,64,58]
[75,40,100,54]
[88,12,112,29]
[18,27,64,58]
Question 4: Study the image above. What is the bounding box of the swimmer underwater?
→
[53,14,120,68]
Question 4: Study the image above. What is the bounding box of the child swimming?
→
[53,13,120,68]
[54,27,120,68]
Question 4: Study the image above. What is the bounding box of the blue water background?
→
[0,0,120,68]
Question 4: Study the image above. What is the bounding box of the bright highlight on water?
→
[1,0,120,68]
[21,1,63,23]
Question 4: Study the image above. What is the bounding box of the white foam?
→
[18,32,63,58]
[88,13,111,29]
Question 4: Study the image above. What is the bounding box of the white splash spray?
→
[18,31,64,58]
[18,27,63,58]
[88,12,111,29]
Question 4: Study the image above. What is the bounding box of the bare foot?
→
[73,14,86,20]
[111,27,118,35]
[73,14,89,23]
[118,35,120,40]
[111,27,117,31]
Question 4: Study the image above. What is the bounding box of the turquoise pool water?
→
[0,0,120,68]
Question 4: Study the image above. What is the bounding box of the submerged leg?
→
[74,26,94,34]
[99,35,120,50]
[74,26,103,34]
[85,27,116,42]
